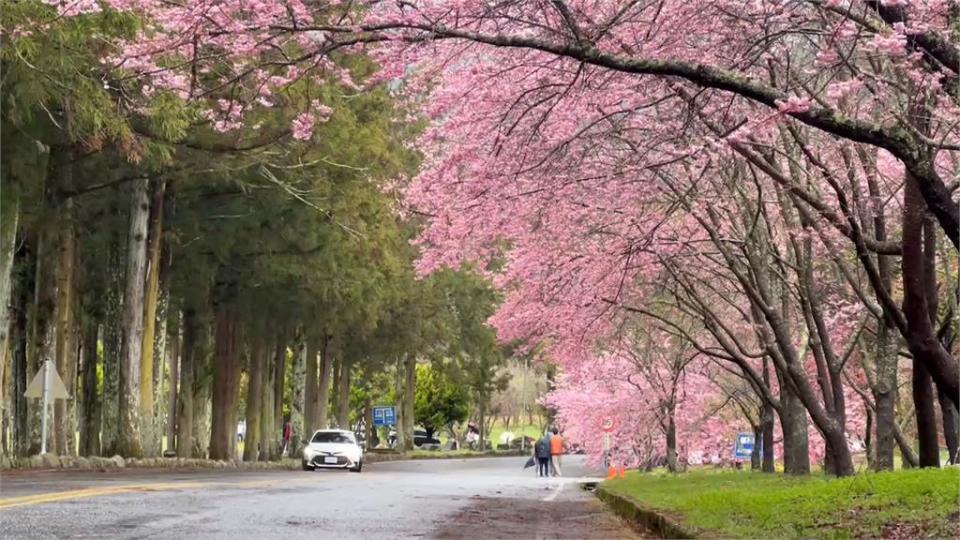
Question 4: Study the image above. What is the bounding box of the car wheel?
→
[350,461,362,473]
[302,460,314,471]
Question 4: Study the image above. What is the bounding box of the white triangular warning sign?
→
[24,361,70,399]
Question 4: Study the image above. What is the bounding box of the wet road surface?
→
[0,456,637,539]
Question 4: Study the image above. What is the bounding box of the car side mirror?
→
[301,439,308,445]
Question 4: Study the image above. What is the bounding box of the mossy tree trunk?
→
[289,335,305,456]
[317,334,332,430]
[272,335,286,458]
[336,358,350,429]
[116,177,150,458]
[243,334,265,462]
[78,317,100,456]
[176,309,196,457]
[259,333,278,461]
[0,181,19,434]
[209,306,241,460]
[303,338,318,435]
[139,178,166,457]
[100,231,124,457]
[165,311,180,454]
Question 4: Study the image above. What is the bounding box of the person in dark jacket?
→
[535,432,552,477]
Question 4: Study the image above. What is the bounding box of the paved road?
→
[0,456,637,539]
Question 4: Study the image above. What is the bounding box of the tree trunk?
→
[151,277,169,456]
[289,337,305,456]
[872,321,898,471]
[761,359,775,473]
[259,335,276,461]
[913,363,941,467]
[478,402,486,453]
[303,339,318,435]
[78,318,100,456]
[864,407,874,470]
[330,356,341,425]
[176,309,196,458]
[901,177,959,408]
[904,187,941,468]
[272,335,286,459]
[363,393,373,451]
[394,358,406,451]
[751,423,762,471]
[209,307,240,461]
[317,335,332,430]
[164,312,180,455]
[761,408,775,473]
[0,182,19,426]
[100,234,124,457]
[29,227,57,454]
[895,421,920,468]
[939,388,959,464]
[139,179,165,457]
[192,387,211,459]
[780,382,810,475]
[402,355,415,451]
[116,178,150,458]
[864,150,899,472]
[665,406,678,473]
[243,336,264,462]
[336,359,350,429]
[11,237,31,457]
[53,195,76,456]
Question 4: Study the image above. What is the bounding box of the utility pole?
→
[41,361,50,454]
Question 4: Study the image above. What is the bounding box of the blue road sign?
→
[373,406,396,427]
[733,432,754,460]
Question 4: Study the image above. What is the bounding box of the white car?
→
[302,429,363,472]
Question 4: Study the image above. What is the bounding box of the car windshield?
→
[311,432,354,444]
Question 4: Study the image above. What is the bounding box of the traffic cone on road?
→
[617,465,626,478]
[607,464,616,480]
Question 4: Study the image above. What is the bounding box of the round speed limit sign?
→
[600,417,618,432]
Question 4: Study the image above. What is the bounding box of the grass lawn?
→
[487,422,544,448]
[603,467,960,539]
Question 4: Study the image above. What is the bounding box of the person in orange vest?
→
[549,427,564,477]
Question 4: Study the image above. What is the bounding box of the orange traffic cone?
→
[607,464,616,480]
[618,465,626,478]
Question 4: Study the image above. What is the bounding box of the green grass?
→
[603,467,960,539]
[487,422,544,448]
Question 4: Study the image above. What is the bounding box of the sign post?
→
[733,432,755,461]
[372,405,396,427]
[599,416,617,469]
[24,360,70,454]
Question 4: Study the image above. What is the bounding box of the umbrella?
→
[523,456,536,469]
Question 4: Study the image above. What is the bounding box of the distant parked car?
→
[385,429,441,449]
[414,430,441,449]
[510,435,537,450]
[302,429,363,472]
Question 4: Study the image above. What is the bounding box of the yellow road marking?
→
[0,477,316,510]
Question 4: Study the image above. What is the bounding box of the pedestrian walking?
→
[549,427,564,477]
[535,431,552,477]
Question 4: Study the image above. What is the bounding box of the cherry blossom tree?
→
[26,0,959,475]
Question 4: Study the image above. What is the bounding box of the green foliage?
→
[414,364,469,438]
[603,467,960,539]
[1,3,137,146]
[425,268,511,415]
